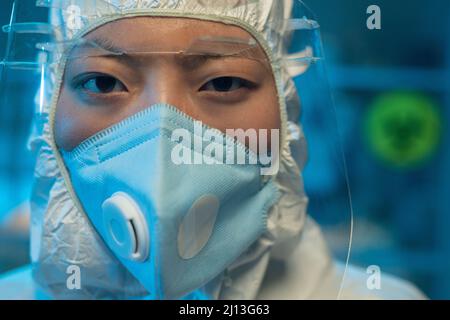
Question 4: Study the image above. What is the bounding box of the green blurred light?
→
[365,92,442,169]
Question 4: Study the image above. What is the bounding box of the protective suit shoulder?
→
[257,217,427,300]
[336,263,428,300]
[0,265,49,300]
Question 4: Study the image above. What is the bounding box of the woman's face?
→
[54,17,280,151]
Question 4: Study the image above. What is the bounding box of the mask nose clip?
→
[102,192,150,262]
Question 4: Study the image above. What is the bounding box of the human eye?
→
[74,73,128,95]
[199,76,256,93]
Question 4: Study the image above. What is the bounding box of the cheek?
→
[242,81,281,132]
[54,87,115,152]
[54,90,81,152]
[249,88,281,153]
[253,84,281,130]
[216,82,280,153]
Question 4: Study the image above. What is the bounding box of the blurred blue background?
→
[0,0,449,299]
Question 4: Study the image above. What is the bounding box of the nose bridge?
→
[139,59,190,110]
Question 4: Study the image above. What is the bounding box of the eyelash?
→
[74,74,256,97]
[199,77,256,93]
[75,73,128,95]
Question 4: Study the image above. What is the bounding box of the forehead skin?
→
[55,17,280,151]
[84,16,265,55]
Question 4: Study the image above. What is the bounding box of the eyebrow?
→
[72,36,128,56]
[88,36,127,54]
[72,36,262,70]
[178,54,233,70]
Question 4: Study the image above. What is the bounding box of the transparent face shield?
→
[0,1,52,120]
[1,0,354,300]
[285,2,354,298]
